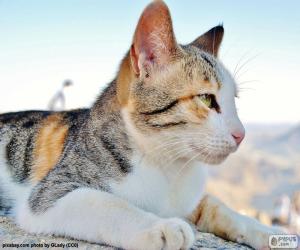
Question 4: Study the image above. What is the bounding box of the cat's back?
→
[0,109,89,184]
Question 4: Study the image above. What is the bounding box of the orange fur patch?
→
[178,96,209,120]
[31,114,68,182]
[117,52,135,106]
[189,195,231,241]
[188,195,208,224]
[189,103,209,120]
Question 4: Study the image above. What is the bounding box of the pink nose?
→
[232,131,245,145]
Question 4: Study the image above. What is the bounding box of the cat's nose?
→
[231,131,245,146]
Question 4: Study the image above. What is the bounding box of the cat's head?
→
[117,1,245,165]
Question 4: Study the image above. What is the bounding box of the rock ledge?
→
[0,216,251,249]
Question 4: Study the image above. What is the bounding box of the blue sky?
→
[0,0,299,123]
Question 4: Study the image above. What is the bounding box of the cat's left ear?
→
[190,25,224,57]
[130,1,179,76]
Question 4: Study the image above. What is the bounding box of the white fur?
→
[0,136,30,212]
[111,155,207,218]
[15,188,195,250]
[216,63,245,137]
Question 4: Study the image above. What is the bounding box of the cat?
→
[0,1,281,249]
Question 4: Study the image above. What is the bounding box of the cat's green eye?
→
[197,94,220,113]
[199,94,213,108]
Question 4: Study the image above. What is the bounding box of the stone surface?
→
[0,216,252,249]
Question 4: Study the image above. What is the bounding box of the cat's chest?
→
[110,160,207,218]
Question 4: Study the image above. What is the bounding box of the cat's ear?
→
[130,0,178,76]
[190,25,224,57]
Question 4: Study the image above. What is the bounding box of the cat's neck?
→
[90,80,121,118]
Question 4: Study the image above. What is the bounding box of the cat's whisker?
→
[138,135,209,164]
[238,86,256,92]
[138,139,185,165]
[234,53,260,79]
[146,138,189,155]
[169,144,218,181]
[142,138,210,165]
[145,133,213,157]
[160,147,194,170]
[161,150,196,177]
[238,79,259,86]
[155,140,214,161]
[233,49,254,77]
[171,150,204,182]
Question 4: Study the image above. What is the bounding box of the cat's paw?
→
[133,218,195,250]
[238,223,284,250]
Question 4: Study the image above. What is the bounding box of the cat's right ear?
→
[190,25,224,57]
[130,1,178,77]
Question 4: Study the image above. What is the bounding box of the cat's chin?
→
[181,151,230,165]
[188,144,232,165]
[201,155,229,165]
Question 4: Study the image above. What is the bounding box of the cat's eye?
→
[199,94,212,108]
[197,94,220,112]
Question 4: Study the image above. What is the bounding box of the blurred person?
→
[48,80,73,111]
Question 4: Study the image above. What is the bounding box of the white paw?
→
[255,229,286,250]
[132,218,195,250]
[239,223,284,250]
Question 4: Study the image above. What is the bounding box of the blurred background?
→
[0,0,299,233]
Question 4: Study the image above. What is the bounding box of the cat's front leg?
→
[16,187,194,250]
[189,194,282,249]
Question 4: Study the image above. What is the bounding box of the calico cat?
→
[0,1,281,249]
